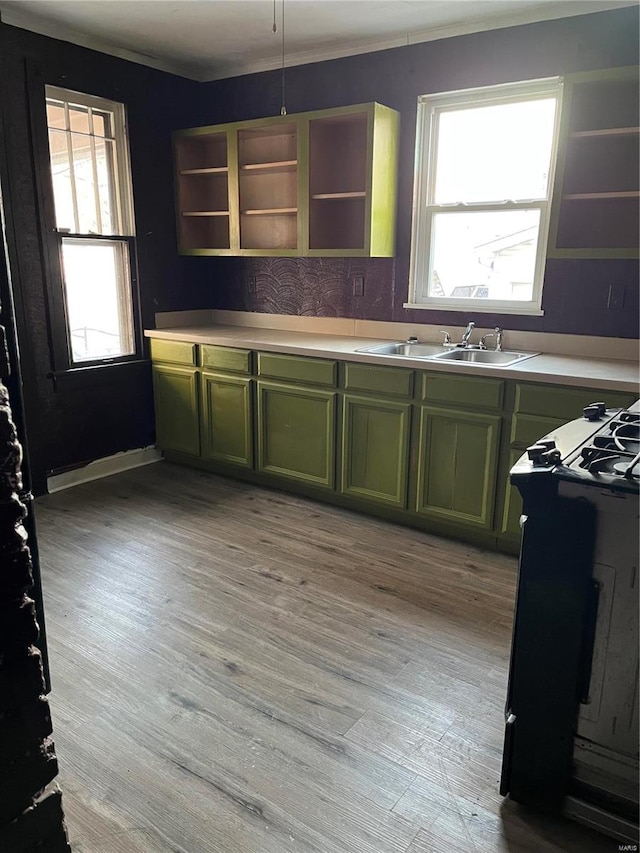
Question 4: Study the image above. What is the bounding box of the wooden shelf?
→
[241,160,297,172]
[570,126,640,139]
[311,192,366,200]
[563,191,640,200]
[242,208,297,216]
[180,167,228,175]
[182,211,230,217]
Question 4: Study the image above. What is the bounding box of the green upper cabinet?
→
[173,103,399,257]
[152,364,200,457]
[548,66,639,260]
[256,380,336,489]
[415,406,502,530]
[200,372,253,468]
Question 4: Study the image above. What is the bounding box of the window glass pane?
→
[48,129,75,231]
[91,110,110,138]
[95,137,116,234]
[61,239,134,362]
[429,210,541,302]
[46,102,66,129]
[69,105,90,134]
[70,132,99,233]
[434,98,557,204]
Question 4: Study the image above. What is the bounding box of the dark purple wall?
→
[0,23,209,491]
[195,6,639,338]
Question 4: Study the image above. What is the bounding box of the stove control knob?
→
[593,401,606,416]
[541,448,562,466]
[583,404,604,421]
[537,439,557,451]
[527,444,550,466]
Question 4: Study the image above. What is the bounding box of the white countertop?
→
[145,324,639,393]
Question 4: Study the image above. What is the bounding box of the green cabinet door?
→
[340,394,411,507]
[415,406,501,530]
[200,372,253,468]
[256,381,336,488]
[152,365,200,456]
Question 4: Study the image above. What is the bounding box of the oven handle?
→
[577,580,600,705]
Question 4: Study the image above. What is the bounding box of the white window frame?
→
[44,85,138,367]
[406,77,563,316]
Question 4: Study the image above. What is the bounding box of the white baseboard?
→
[47,446,162,493]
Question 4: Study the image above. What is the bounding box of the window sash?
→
[408,78,562,314]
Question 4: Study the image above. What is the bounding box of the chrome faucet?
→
[439,330,452,346]
[479,327,504,351]
[459,321,475,347]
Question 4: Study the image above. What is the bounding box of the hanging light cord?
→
[280,0,287,115]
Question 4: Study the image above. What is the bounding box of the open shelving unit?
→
[548,67,639,258]
[172,102,399,257]
[174,131,231,251]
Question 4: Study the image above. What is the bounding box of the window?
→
[44,86,137,366]
[407,78,563,315]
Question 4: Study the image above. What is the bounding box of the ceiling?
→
[0,0,635,81]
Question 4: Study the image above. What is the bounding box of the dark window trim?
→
[26,61,144,377]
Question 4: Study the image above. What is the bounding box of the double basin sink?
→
[355,342,539,367]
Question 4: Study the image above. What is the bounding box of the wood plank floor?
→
[35,462,614,853]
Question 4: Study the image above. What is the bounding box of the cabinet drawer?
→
[344,363,413,398]
[510,414,565,448]
[200,345,252,374]
[515,383,635,420]
[421,373,504,411]
[257,353,337,387]
[150,338,196,366]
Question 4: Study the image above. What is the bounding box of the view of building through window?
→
[45,88,135,364]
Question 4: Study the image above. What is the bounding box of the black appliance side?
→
[500,467,597,811]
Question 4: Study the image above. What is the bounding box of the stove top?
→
[514,400,640,494]
[571,409,640,482]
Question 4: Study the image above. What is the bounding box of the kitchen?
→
[0,1,638,850]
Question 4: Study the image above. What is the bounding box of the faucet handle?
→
[439,330,452,346]
[478,333,495,350]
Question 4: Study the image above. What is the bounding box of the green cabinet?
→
[200,372,253,468]
[415,406,502,530]
[340,394,411,508]
[256,380,336,488]
[152,364,200,456]
[173,102,399,257]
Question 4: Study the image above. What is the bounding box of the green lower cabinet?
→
[256,381,336,488]
[340,395,411,508]
[200,372,253,468]
[152,365,200,456]
[501,448,526,537]
[415,406,501,530]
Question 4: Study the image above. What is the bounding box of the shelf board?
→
[563,191,640,200]
[241,208,297,215]
[180,167,228,175]
[570,127,640,138]
[311,191,367,200]
[182,210,230,217]
[240,160,297,172]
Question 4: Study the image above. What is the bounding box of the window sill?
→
[48,358,150,388]
[403,302,545,317]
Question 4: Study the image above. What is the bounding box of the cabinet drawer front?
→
[257,353,337,387]
[150,339,196,366]
[344,363,413,398]
[421,373,504,411]
[515,383,635,419]
[510,413,565,448]
[200,345,252,374]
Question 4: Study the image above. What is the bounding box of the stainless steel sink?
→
[430,348,539,366]
[355,342,444,358]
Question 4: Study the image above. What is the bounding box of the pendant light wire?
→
[280,0,287,115]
